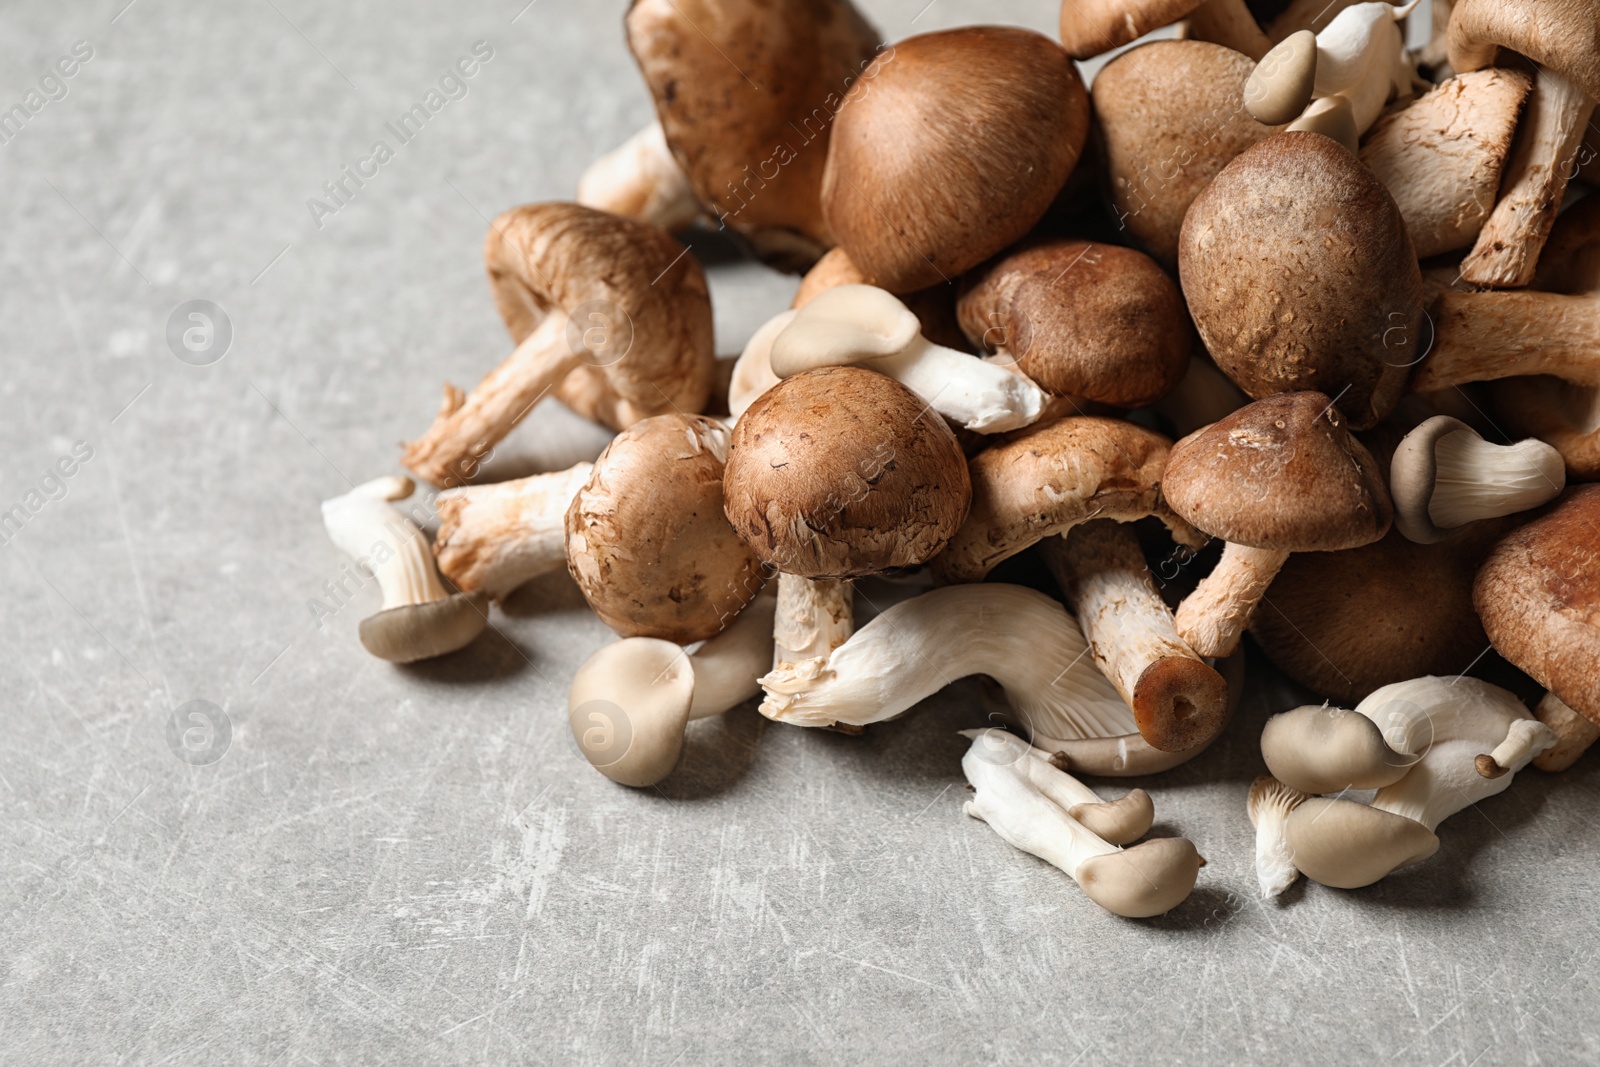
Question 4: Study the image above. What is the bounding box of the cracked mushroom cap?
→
[566,414,765,644]
[1092,41,1283,267]
[956,239,1190,407]
[722,366,971,578]
[1447,0,1600,105]
[1473,485,1600,728]
[626,0,881,267]
[486,203,715,430]
[1177,132,1421,429]
[821,26,1089,293]
[1164,392,1393,552]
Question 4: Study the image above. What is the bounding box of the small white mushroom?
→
[1247,776,1310,898]
[960,729,1202,918]
[1390,416,1566,544]
[576,121,699,233]
[320,475,488,663]
[432,463,593,599]
[568,593,776,787]
[768,285,1048,434]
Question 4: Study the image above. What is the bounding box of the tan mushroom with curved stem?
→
[1256,676,1554,891]
[955,240,1190,409]
[1059,0,1272,60]
[568,593,776,787]
[567,414,765,644]
[1165,391,1394,659]
[1474,485,1600,772]
[821,26,1089,293]
[933,417,1203,585]
[1448,0,1600,288]
[320,476,488,663]
[723,366,971,702]
[1178,132,1421,430]
[961,729,1203,918]
[767,285,1047,434]
[576,122,699,233]
[1039,522,1230,755]
[620,0,881,268]
[432,463,592,600]
[403,203,715,488]
[1390,416,1565,544]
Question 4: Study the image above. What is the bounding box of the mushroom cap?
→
[723,366,971,578]
[1447,0,1600,102]
[956,239,1191,407]
[1091,40,1282,268]
[1390,415,1473,545]
[1246,30,1318,125]
[1068,789,1156,847]
[1474,485,1600,725]
[821,26,1089,293]
[1250,524,1508,704]
[1059,0,1201,59]
[568,636,695,787]
[626,0,881,263]
[566,414,764,644]
[1164,392,1394,551]
[770,285,922,376]
[1075,837,1203,918]
[1283,798,1441,889]
[1494,378,1600,481]
[485,203,715,430]
[1177,132,1421,429]
[358,591,489,664]
[794,247,970,351]
[1261,704,1414,794]
[933,416,1204,583]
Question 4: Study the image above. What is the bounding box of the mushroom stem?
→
[576,122,699,232]
[403,311,580,487]
[771,573,853,677]
[433,462,593,599]
[1476,717,1561,779]
[1041,523,1230,753]
[874,339,1047,434]
[1459,67,1596,288]
[1175,542,1291,658]
[322,476,450,609]
[960,729,1200,917]
[688,592,778,717]
[1187,0,1275,60]
[1531,691,1600,772]
[1372,737,1523,831]
[1247,776,1309,898]
[1413,290,1600,391]
[760,584,1137,743]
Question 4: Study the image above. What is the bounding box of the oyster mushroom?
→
[1177,132,1422,429]
[1389,416,1565,544]
[403,203,715,487]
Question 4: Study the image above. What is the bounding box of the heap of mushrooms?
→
[311,0,1600,921]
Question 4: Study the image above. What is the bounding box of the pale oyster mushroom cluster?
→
[312,0,1600,919]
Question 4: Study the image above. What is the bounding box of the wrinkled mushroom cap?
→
[1473,485,1600,726]
[1261,704,1414,794]
[1164,392,1393,551]
[956,239,1190,406]
[485,203,715,429]
[1447,0,1600,102]
[822,26,1089,292]
[568,637,695,787]
[1059,0,1202,59]
[1283,798,1441,888]
[359,592,489,664]
[567,414,764,644]
[1075,837,1203,918]
[1177,132,1421,429]
[723,366,971,577]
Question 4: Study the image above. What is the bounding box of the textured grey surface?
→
[2,1,1597,1064]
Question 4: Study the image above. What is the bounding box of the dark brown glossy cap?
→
[1164,391,1393,550]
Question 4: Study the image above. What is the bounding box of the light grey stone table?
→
[2,1,1595,1063]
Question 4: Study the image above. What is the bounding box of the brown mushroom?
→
[821,26,1089,293]
[1165,391,1394,658]
[1359,69,1533,259]
[624,0,882,268]
[1474,485,1600,769]
[566,414,764,644]
[1092,40,1284,269]
[956,239,1191,407]
[1448,0,1600,287]
[1040,521,1230,753]
[1059,0,1273,60]
[933,417,1204,584]
[1177,132,1421,429]
[402,204,715,488]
